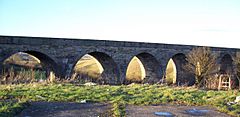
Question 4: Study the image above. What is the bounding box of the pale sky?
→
[0,0,240,48]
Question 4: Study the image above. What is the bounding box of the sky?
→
[0,0,240,48]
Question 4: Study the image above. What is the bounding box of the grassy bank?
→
[0,83,239,116]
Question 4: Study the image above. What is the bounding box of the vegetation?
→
[1,48,240,116]
[1,52,46,84]
[73,54,103,80]
[126,56,145,83]
[184,47,219,87]
[0,83,239,116]
[234,55,240,90]
[1,67,46,84]
[165,59,177,84]
[4,52,42,68]
[0,100,29,117]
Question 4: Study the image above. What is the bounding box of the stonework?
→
[0,35,239,85]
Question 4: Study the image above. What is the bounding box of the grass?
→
[126,57,145,82]
[165,58,176,84]
[0,83,239,116]
[74,54,103,79]
[4,52,41,68]
[0,100,29,117]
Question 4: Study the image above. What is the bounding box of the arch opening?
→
[219,54,239,88]
[125,53,161,84]
[2,51,58,83]
[218,54,239,89]
[166,53,194,86]
[72,52,119,84]
[165,58,177,84]
[126,56,146,83]
[220,54,233,74]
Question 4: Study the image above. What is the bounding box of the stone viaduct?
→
[0,35,239,85]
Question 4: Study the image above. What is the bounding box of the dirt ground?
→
[16,102,232,117]
[126,104,231,117]
[16,102,111,117]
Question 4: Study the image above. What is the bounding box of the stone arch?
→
[125,56,146,83]
[125,52,161,84]
[25,51,59,76]
[2,50,59,79]
[218,53,239,88]
[220,54,233,74]
[72,51,120,85]
[166,53,194,86]
[165,58,177,84]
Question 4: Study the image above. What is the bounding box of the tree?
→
[184,47,219,87]
[233,55,240,90]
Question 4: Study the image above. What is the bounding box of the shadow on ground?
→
[17,102,232,117]
[16,102,111,117]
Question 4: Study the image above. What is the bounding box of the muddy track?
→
[126,104,232,117]
[16,102,232,117]
[16,102,112,117]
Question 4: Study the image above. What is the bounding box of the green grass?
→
[0,100,29,117]
[0,83,239,116]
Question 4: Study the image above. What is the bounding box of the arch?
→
[72,51,120,85]
[165,58,177,84]
[166,53,194,86]
[2,51,59,81]
[125,52,161,84]
[220,54,233,74]
[126,56,146,83]
[4,52,41,66]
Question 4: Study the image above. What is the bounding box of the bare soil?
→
[16,102,111,117]
[16,102,232,117]
[126,104,231,117]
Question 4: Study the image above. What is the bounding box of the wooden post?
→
[218,74,222,91]
[228,75,231,90]
[49,71,55,83]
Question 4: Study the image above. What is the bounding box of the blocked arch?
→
[125,52,162,84]
[72,51,120,84]
[2,50,59,77]
[219,53,233,74]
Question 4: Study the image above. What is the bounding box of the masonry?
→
[0,35,239,85]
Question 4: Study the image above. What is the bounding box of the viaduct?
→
[0,35,239,85]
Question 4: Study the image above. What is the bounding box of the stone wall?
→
[0,35,239,85]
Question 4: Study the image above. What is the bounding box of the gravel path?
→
[126,104,231,117]
[16,102,111,117]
